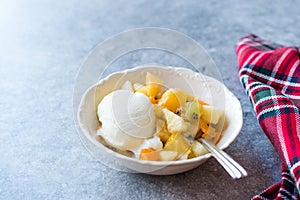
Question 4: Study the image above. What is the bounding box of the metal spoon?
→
[198,138,247,179]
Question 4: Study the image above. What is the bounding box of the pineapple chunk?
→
[173,88,195,102]
[162,108,188,133]
[202,126,222,145]
[164,132,191,157]
[198,117,209,134]
[187,121,199,138]
[121,81,133,91]
[133,82,144,91]
[179,149,191,160]
[159,151,178,161]
[157,123,172,143]
[156,118,165,132]
[135,85,148,95]
[146,72,163,86]
[156,87,166,99]
[154,104,165,119]
[188,140,208,158]
[201,105,225,124]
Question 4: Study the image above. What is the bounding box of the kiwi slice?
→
[182,101,201,122]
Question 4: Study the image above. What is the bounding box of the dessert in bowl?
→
[77,65,243,175]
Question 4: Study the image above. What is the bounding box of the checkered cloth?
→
[236,34,300,199]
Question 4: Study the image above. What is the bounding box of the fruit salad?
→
[96,72,226,161]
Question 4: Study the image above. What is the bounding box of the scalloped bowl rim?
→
[77,65,243,168]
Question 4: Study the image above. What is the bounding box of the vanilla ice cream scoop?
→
[97,90,159,153]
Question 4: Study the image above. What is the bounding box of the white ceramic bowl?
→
[77,65,243,175]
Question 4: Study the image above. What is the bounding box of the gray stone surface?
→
[1,0,299,199]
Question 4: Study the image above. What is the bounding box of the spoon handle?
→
[198,138,247,179]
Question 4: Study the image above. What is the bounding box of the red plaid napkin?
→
[236,34,300,199]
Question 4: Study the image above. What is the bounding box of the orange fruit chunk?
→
[135,72,163,104]
[159,89,181,113]
[197,98,209,106]
[139,148,160,161]
[135,85,160,104]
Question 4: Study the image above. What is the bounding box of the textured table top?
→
[1,0,299,199]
